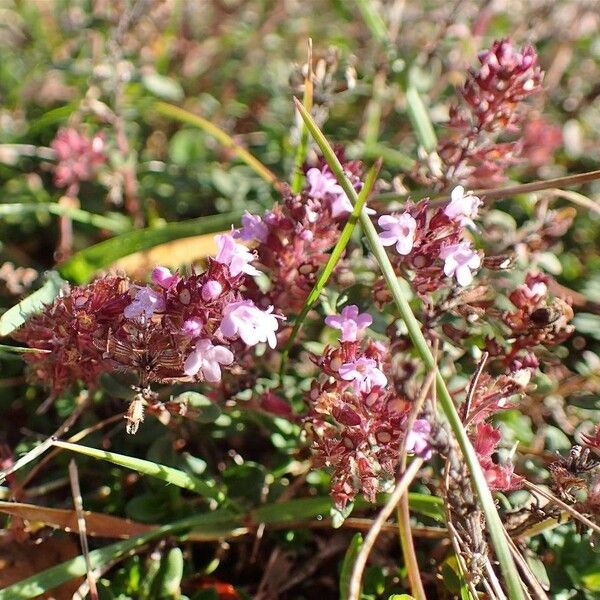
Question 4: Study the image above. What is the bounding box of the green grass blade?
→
[340,533,363,600]
[405,86,437,153]
[279,160,380,378]
[0,511,238,599]
[58,210,242,283]
[0,203,131,233]
[294,97,526,600]
[354,0,389,47]
[0,344,50,354]
[154,101,280,188]
[291,40,314,193]
[251,496,333,523]
[0,271,65,337]
[53,441,224,503]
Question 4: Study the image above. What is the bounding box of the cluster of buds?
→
[376,186,483,298]
[431,39,544,187]
[304,305,432,508]
[500,272,574,364]
[547,444,600,521]
[13,231,283,431]
[240,155,363,313]
[51,127,107,194]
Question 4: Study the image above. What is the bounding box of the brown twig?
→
[69,460,98,600]
[523,480,600,536]
[348,457,424,600]
[396,367,437,600]
[375,169,600,205]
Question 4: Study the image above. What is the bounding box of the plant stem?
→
[291,39,313,193]
[294,96,526,600]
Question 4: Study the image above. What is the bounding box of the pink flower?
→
[182,319,203,338]
[444,186,482,228]
[325,305,373,342]
[306,167,372,218]
[439,242,481,286]
[405,419,432,459]
[235,211,270,243]
[124,286,165,320]
[201,280,223,301]
[184,338,234,382]
[306,167,344,200]
[219,300,282,348]
[214,233,261,278]
[51,128,106,189]
[338,357,387,394]
[151,266,178,289]
[378,213,417,255]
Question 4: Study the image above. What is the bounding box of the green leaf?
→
[340,533,363,600]
[53,441,224,502]
[405,86,437,152]
[0,271,64,337]
[251,496,332,524]
[152,547,184,598]
[176,391,221,423]
[142,73,185,102]
[573,312,600,340]
[406,493,445,522]
[0,511,238,599]
[58,211,242,284]
[294,97,525,600]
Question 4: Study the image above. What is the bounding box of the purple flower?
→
[183,319,203,338]
[338,357,387,394]
[151,266,178,289]
[444,186,482,228]
[214,233,261,278]
[219,300,283,348]
[124,286,165,320]
[405,418,432,459]
[439,242,481,286]
[306,167,372,219]
[234,211,270,243]
[325,305,373,342]
[201,280,223,301]
[184,338,234,382]
[306,167,344,200]
[378,213,417,255]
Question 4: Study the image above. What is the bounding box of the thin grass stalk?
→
[348,457,425,600]
[396,368,436,600]
[154,101,280,188]
[294,96,526,600]
[279,160,380,378]
[291,39,314,193]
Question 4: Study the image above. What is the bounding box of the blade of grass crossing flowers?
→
[53,441,225,503]
[154,101,280,188]
[291,39,314,193]
[293,96,526,600]
[279,160,380,378]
